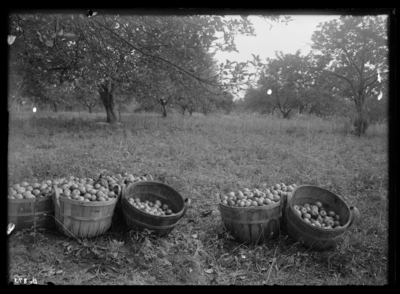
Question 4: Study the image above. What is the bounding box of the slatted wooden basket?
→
[8,195,54,231]
[52,186,119,238]
[216,194,281,244]
[122,181,190,237]
[280,185,360,250]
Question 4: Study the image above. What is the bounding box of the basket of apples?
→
[280,185,360,250]
[121,180,190,237]
[216,183,297,244]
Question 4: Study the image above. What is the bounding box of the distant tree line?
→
[8,13,290,121]
[238,15,388,135]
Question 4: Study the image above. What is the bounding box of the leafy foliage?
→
[8,13,292,122]
[310,15,388,135]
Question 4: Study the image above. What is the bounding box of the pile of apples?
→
[55,176,119,202]
[293,201,343,229]
[127,197,175,216]
[7,173,152,202]
[219,183,297,207]
[8,180,56,200]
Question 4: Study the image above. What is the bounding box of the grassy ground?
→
[7,110,388,285]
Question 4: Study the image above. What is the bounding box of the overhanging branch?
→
[324,70,357,98]
[90,17,218,87]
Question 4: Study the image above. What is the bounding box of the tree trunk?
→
[353,93,369,136]
[282,109,292,119]
[162,104,167,117]
[158,99,168,118]
[53,101,58,113]
[98,81,117,124]
[118,105,122,122]
[88,106,92,114]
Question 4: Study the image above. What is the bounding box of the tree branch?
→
[90,17,219,88]
[339,44,362,79]
[324,70,358,98]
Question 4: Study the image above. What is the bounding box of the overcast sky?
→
[214,15,341,63]
[212,15,342,99]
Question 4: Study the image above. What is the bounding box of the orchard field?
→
[7,110,389,285]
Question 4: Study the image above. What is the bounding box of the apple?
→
[273,194,280,202]
[15,194,23,199]
[310,210,319,218]
[32,189,41,196]
[16,187,26,194]
[328,211,336,217]
[39,184,48,191]
[264,198,272,205]
[20,181,29,187]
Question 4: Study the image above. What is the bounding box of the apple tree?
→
[8,12,292,123]
[310,15,388,135]
[257,51,310,118]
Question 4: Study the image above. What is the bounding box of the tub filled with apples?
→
[122,180,190,237]
[280,185,360,250]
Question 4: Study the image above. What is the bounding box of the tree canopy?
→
[310,15,388,134]
[8,12,292,121]
[240,15,388,129]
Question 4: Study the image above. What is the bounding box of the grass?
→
[7,110,389,285]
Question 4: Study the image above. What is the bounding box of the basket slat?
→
[53,188,118,238]
[7,196,54,231]
[219,201,281,244]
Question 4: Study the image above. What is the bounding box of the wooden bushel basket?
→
[52,186,119,238]
[216,195,281,244]
[280,185,360,250]
[121,181,190,237]
[8,196,54,231]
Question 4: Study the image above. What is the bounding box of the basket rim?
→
[289,185,351,229]
[219,200,280,210]
[123,180,185,200]
[54,194,118,206]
